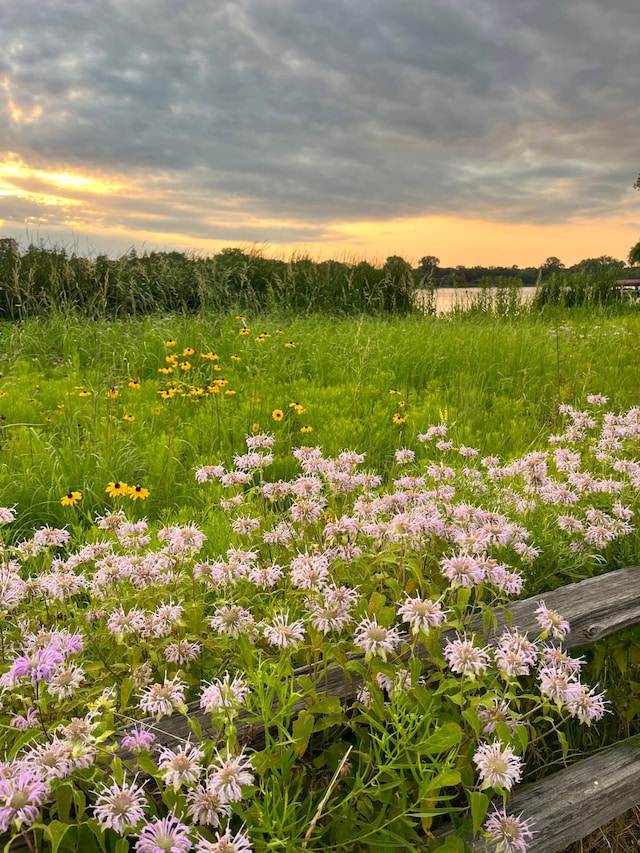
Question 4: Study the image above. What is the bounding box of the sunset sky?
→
[2,0,640,267]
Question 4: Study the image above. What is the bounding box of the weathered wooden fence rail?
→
[7,565,640,852]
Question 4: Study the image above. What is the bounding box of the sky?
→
[1,0,640,268]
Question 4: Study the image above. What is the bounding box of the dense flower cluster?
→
[0,401,636,851]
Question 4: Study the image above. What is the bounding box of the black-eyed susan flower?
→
[239,327,251,336]
[214,378,227,387]
[285,341,296,348]
[106,481,129,498]
[158,367,174,375]
[300,425,313,433]
[275,329,284,334]
[61,491,82,506]
[182,347,195,356]
[123,414,135,422]
[392,413,406,425]
[225,389,237,396]
[207,385,220,394]
[231,355,241,362]
[128,380,141,389]
[165,340,177,347]
[79,390,91,398]
[128,484,150,501]
[166,355,178,364]
[398,400,406,408]
[235,315,246,321]
[106,388,119,399]
[272,409,284,422]
[179,361,191,371]
[251,422,260,433]
[200,351,219,361]
[213,363,222,372]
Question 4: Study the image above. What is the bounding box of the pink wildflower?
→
[483,807,534,853]
[94,776,147,834]
[135,813,191,853]
[473,741,523,791]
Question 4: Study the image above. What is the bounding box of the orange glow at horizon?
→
[0,152,638,267]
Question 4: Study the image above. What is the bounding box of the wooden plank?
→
[466,739,640,853]
[146,565,640,749]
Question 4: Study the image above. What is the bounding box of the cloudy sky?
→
[1,0,639,266]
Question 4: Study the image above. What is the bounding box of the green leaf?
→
[54,782,74,822]
[110,755,124,786]
[188,715,203,740]
[557,729,569,761]
[311,696,343,715]
[292,709,314,757]
[119,676,135,710]
[43,820,72,853]
[115,839,130,853]
[421,721,462,754]
[469,791,490,835]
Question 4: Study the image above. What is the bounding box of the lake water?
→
[416,287,537,314]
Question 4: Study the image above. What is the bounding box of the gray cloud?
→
[1,0,639,248]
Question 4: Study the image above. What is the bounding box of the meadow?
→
[0,302,639,853]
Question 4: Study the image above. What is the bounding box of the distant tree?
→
[418,255,440,282]
[541,256,564,270]
[628,241,640,266]
[571,256,625,275]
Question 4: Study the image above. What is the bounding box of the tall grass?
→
[0,244,417,318]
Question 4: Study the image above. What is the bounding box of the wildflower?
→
[182,347,195,356]
[129,380,141,389]
[107,388,119,399]
[165,340,177,347]
[535,601,570,640]
[165,640,201,665]
[285,341,296,348]
[94,776,147,834]
[0,507,16,525]
[495,629,538,679]
[473,741,523,791]
[443,636,490,678]
[272,409,284,422]
[60,491,82,507]
[0,769,48,833]
[300,425,313,433]
[477,700,516,736]
[394,448,415,464]
[187,785,232,827]
[47,664,85,700]
[231,354,241,362]
[179,361,191,371]
[129,484,150,501]
[157,742,204,789]
[135,813,191,853]
[79,390,91,397]
[123,414,136,422]
[262,612,306,649]
[106,481,129,497]
[483,807,534,853]
[200,673,250,715]
[239,327,251,336]
[24,737,74,780]
[210,606,256,638]
[195,827,253,853]
[392,413,406,425]
[208,750,254,802]
[353,617,402,661]
[121,726,157,755]
[565,682,607,724]
[397,596,445,635]
[440,553,485,587]
[139,676,186,719]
